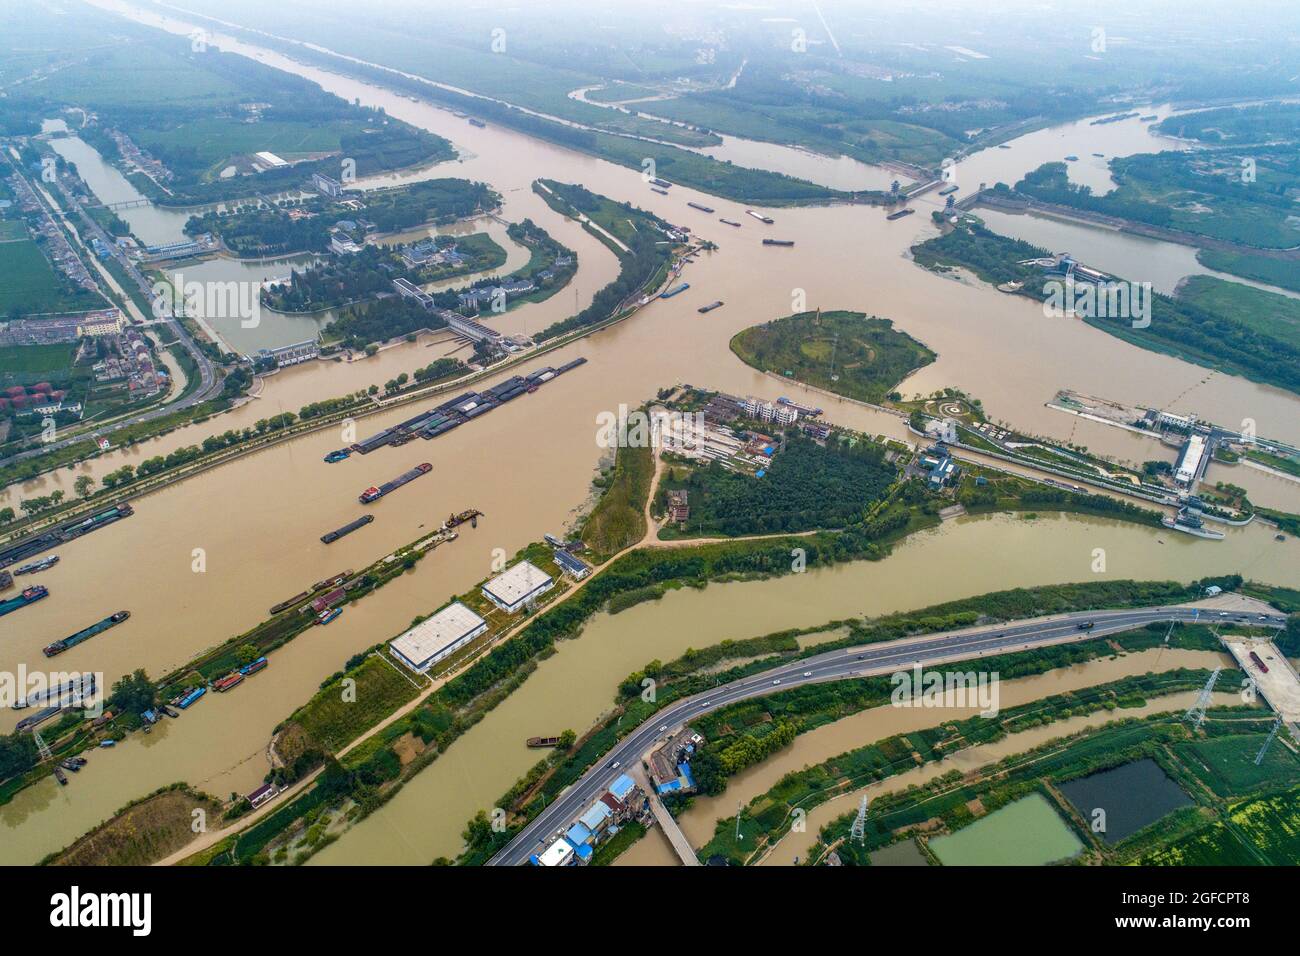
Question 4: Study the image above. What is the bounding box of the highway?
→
[489,604,1288,865]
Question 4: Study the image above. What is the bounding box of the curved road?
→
[490,604,1287,865]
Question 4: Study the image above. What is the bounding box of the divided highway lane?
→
[490,605,1287,865]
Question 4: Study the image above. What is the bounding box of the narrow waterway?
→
[757,688,1244,866]
[678,647,1231,848]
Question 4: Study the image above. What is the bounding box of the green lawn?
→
[0,239,105,315]
[0,343,76,376]
[1175,733,1300,797]
[291,654,420,753]
[1177,275,1300,349]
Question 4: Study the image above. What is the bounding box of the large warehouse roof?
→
[390,601,487,670]
[483,560,553,608]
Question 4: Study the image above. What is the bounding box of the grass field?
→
[0,239,104,315]
[730,309,936,404]
[290,654,421,753]
[1174,733,1300,797]
[1198,250,1300,295]
[46,787,222,866]
[582,442,653,559]
[0,343,75,375]
[1177,275,1300,349]
[0,220,27,241]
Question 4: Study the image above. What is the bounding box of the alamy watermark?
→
[1043,276,1151,329]
[890,664,1000,717]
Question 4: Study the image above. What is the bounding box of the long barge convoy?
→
[360,462,432,504]
[0,584,48,618]
[43,610,130,657]
[349,358,589,456]
[322,514,374,543]
[13,672,96,710]
[0,503,133,570]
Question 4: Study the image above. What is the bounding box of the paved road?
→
[490,604,1288,865]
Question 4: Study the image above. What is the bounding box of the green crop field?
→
[0,240,104,315]
[0,344,75,376]
[1174,733,1300,797]
[290,654,420,753]
[1177,275,1300,349]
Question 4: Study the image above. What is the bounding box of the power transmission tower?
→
[32,728,53,762]
[1255,716,1283,766]
[1184,667,1222,730]
[850,794,869,844]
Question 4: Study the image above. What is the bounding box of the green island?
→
[729,309,936,405]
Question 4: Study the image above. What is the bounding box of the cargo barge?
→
[15,555,59,575]
[214,672,245,692]
[241,656,268,676]
[0,584,48,618]
[176,686,206,709]
[43,610,130,657]
[719,218,741,227]
[937,184,959,196]
[270,590,310,615]
[651,187,668,195]
[468,117,486,128]
[687,201,715,213]
[526,735,563,748]
[777,397,823,416]
[316,607,343,625]
[649,178,672,189]
[762,238,795,246]
[660,283,690,299]
[312,569,353,592]
[324,449,351,463]
[360,462,432,504]
[0,503,133,570]
[886,208,914,221]
[0,571,10,592]
[746,210,775,224]
[322,514,374,543]
[698,301,724,313]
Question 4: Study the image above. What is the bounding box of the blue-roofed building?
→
[579,800,613,836]
[553,548,590,580]
[566,822,593,847]
[574,843,593,863]
[609,774,636,803]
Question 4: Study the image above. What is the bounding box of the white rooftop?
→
[537,839,574,867]
[483,560,553,607]
[390,601,486,668]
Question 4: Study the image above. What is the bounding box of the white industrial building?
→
[482,560,554,614]
[389,601,488,673]
[1175,433,1206,488]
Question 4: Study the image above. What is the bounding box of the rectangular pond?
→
[929,793,1084,866]
[1058,758,1192,844]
